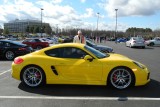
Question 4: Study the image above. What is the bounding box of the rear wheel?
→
[109,67,134,89]
[21,66,45,87]
[149,42,154,46]
[5,51,15,60]
[36,45,43,50]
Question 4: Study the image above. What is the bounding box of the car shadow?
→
[130,47,154,49]
[18,79,160,98]
[0,57,13,61]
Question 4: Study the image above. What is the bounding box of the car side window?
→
[0,42,3,46]
[5,42,10,47]
[45,48,61,58]
[62,47,87,59]
[35,39,41,42]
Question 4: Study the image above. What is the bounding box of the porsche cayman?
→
[11,43,150,89]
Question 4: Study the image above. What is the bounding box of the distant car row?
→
[0,40,33,60]
[116,37,160,48]
[0,38,114,60]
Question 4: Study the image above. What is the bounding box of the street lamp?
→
[96,12,100,37]
[41,8,44,37]
[115,9,118,39]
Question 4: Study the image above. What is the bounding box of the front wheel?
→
[21,66,45,87]
[109,67,134,89]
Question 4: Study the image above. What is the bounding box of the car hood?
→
[96,45,112,49]
[104,53,132,62]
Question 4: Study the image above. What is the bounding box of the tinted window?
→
[0,42,3,46]
[5,42,11,47]
[86,40,94,47]
[45,48,60,57]
[62,47,88,59]
[45,47,88,59]
[35,39,41,42]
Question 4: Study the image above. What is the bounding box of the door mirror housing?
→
[84,55,93,62]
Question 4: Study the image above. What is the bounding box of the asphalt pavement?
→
[0,41,160,107]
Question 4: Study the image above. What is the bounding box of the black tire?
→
[21,65,46,87]
[5,50,15,60]
[149,42,154,46]
[108,67,134,89]
[142,46,145,49]
[129,44,132,48]
[36,45,43,50]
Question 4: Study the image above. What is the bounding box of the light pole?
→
[115,9,118,40]
[96,12,100,37]
[41,8,44,37]
[56,24,58,36]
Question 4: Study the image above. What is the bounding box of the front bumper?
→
[134,67,150,86]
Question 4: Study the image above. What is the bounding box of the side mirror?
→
[84,55,93,62]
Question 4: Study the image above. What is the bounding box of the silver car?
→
[126,37,145,48]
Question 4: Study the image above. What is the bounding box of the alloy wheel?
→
[5,51,14,60]
[22,66,43,87]
[110,68,132,89]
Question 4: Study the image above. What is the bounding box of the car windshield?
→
[84,45,109,59]
[86,40,96,46]
[7,40,24,46]
[133,37,144,41]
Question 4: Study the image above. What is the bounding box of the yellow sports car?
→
[11,43,150,89]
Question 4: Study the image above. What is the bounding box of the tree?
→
[3,28,10,35]
[44,25,52,34]
[29,26,34,33]
[33,26,40,33]
[26,26,29,33]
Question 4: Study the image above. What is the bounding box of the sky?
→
[0,0,160,31]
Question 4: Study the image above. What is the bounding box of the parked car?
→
[86,40,114,53]
[116,38,128,43]
[12,43,150,89]
[8,37,19,41]
[40,38,53,44]
[62,37,74,43]
[145,37,160,46]
[0,40,33,60]
[126,37,145,48]
[47,37,59,44]
[22,38,49,50]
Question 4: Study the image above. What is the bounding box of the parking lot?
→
[0,41,160,107]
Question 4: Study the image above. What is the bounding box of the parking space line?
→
[0,96,160,101]
[0,69,11,76]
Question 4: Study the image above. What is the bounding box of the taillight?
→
[133,41,136,43]
[19,47,27,51]
[14,57,24,64]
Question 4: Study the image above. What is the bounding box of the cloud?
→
[80,0,86,3]
[82,8,94,18]
[104,0,160,17]
[51,0,63,4]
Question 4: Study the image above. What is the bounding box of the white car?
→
[40,38,53,44]
[126,37,145,48]
[145,37,160,46]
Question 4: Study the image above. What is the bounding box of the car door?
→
[46,47,103,81]
[155,38,160,45]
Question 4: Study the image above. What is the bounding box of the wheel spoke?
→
[111,68,132,89]
[23,67,43,87]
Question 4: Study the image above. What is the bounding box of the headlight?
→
[133,61,145,69]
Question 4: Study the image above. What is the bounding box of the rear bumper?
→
[132,43,145,47]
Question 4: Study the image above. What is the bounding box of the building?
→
[4,19,51,33]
